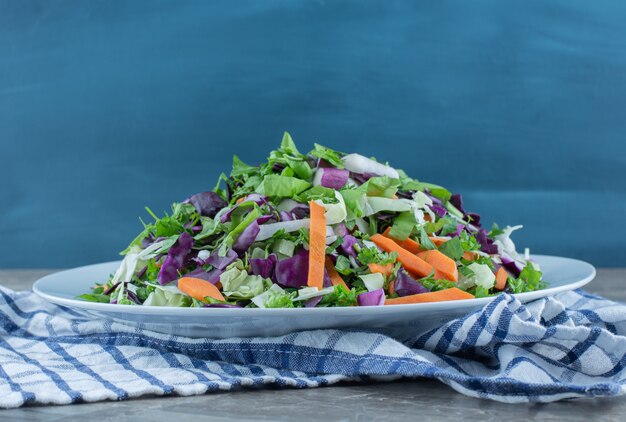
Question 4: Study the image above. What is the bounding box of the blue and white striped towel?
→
[1,286,625,408]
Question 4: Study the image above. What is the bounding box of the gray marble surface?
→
[1,268,625,421]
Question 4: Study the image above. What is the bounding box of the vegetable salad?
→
[81,133,546,308]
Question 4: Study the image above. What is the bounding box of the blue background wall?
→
[1,0,625,268]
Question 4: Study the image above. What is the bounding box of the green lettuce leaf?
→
[143,285,192,307]
[220,261,271,299]
[231,155,258,177]
[388,211,416,241]
[508,263,546,293]
[362,176,402,198]
[438,236,464,260]
[317,285,358,307]
[309,143,344,168]
[257,175,311,198]
[77,293,110,303]
[341,188,372,218]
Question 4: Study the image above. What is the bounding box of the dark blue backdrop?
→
[1,1,625,268]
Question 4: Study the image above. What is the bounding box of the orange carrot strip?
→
[429,237,448,247]
[368,262,394,278]
[370,234,433,278]
[236,197,246,204]
[416,250,459,282]
[495,267,508,290]
[382,227,421,254]
[463,251,479,261]
[325,256,349,290]
[178,277,226,302]
[307,201,326,289]
[384,287,473,305]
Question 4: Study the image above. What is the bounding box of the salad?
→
[81,133,546,308]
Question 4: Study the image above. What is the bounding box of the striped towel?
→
[0,286,625,408]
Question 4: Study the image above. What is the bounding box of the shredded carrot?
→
[382,227,421,254]
[429,237,448,247]
[368,262,394,278]
[416,250,459,282]
[307,201,326,289]
[178,277,226,302]
[236,197,246,204]
[463,251,479,261]
[325,256,349,290]
[495,267,508,290]
[384,287,473,305]
[370,234,433,278]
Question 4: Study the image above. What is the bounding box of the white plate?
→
[33,255,595,340]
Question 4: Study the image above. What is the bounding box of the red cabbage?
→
[233,221,261,253]
[205,249,238,270]
[357,288,385,306]
[141,235,167,249]
[102,281,121,295]
[350,172,376,185]
[394,269,429,297]
[334,222,351,237]
[125,289,142,305]
[274,249,309,288]
[249,254,278,279]
[449,224,464,238]
[186,192,227,218]
[450,194,466,215]
[501,255,523,277]
[243,193,269,205]
[202,303,242,308]
[257,215,275,225]
[272,163,286,173]
[375,213,395,222]
[425,192,444,206]
[183,223,203,234]
[340,235,359,259]
[220,194,269,223]
[316,158,334,168]
[183,249,198,268]
[467,212,481,227]
[476,228,498,255]
[319,168,349,189]
[141,235,155,249]
[289,205,310,219]
[450,194,482,227]
[184,267,222,285]
[306,154,318,168]
[233,214,275,254]
[305,296,324,307]
[396,190,414,199]
[430,204,447,218]
[279,211,294,221]
[157,232,194,285]
[323,269,332,288]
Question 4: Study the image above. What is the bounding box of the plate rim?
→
[32,254,596,316]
